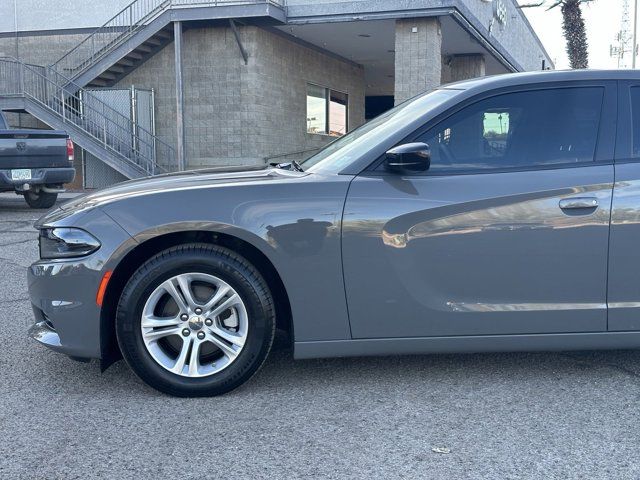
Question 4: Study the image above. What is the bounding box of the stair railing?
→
[0,57,177,177]
[5,1,287,175]
[52,0,172,79]
[52,0,285,80]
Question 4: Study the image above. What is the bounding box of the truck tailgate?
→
[0,130,69,168]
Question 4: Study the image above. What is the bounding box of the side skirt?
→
[294,331,640,360]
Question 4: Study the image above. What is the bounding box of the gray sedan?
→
[27,70,640,396]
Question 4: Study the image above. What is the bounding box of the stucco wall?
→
[0,0,131,33]
[0,33,88,65]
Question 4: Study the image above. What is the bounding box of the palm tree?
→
[520,0,593,69]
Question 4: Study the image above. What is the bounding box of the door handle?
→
[559,197,598,210]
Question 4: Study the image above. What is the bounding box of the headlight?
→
[39,228,101,259]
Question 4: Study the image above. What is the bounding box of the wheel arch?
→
[99,229,293,370]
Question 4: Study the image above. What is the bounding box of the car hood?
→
[39,165,306,226]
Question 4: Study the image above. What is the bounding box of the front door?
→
[343,83,616,339]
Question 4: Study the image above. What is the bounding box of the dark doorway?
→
[365,96,394,120]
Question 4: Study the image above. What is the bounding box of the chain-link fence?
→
[82,86,157,189]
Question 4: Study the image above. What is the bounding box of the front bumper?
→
[27,208,135,360]
[0,167,75,190]
[28,259,104,359]
[28,320,63,351]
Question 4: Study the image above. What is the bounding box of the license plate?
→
[11,169,32,181]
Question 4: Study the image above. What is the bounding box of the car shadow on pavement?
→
[27,331,640,401]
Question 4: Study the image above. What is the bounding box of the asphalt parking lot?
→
[1,192,640,479]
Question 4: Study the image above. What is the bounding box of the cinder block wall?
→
[182,26,253,167]
[116,25,365,169]
[394,18,442,105]
[245,27,365,164]
[3,112,47,129]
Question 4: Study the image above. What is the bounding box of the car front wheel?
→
[115,243,275,396]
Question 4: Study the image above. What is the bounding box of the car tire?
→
[23,191,58,209]
[115,243,276,397]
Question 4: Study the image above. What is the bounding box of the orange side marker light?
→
[96,271,113,307]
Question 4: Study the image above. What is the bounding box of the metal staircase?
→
[0,0,285,180]
[0,57,177,178]
[53,0,285,89]
[53,0,175,88]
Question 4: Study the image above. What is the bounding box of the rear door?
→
[343,82,617,339]
[608,80,640,330]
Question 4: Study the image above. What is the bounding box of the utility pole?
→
[611,0,635,68]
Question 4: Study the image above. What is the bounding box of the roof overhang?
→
[284,0,553,73]
[275,2,544,96]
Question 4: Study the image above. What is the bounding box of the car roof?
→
[442,69,639,92]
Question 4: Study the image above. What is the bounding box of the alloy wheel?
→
[140,272,249,378]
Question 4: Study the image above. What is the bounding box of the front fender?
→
[100,176,353,342]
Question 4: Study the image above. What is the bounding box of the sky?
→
[517,0,629,69]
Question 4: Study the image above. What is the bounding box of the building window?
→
[306,84,348,137]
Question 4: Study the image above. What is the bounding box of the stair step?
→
[125,52,144,61]
[145,37,163,46]
[99,72,118,80]
[155,30,172,40]
[115,59,136,67]
[51,4,176,91]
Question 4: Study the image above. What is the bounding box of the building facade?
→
[0,0,552,187]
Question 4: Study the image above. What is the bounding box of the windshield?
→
[302,89,459,174]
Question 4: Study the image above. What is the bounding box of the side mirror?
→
[385,142,431,173]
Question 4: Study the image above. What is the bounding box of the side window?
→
[418,87,604,172]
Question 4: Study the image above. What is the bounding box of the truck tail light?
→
[66,138,74,162]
